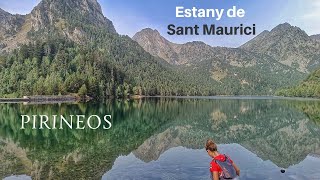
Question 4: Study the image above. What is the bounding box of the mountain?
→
[133,28,306,95]
[241,23,320,73]
[0,0,207,98]
[133,28,180,65]
[0,0,116,53]
[0,8,25,36]
[132,28,214,65]
[30,0,116,32]
[0,8,26,50]
[0,0,318,97]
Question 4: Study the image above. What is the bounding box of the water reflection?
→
[104,145,320,180]
[0,98,319,179]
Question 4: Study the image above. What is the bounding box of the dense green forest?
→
[0,0,221,99]
[0,35,220,99]
[0,35,307,99]
[276,69,320,98]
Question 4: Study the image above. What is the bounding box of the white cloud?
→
[302,1,320,18]
[291,0,320,35]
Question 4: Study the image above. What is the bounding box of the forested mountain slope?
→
[0,0,208,98]
[133,28,307,95]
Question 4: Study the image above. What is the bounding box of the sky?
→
[0,0,319,47]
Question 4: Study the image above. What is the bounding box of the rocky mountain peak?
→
[133,29,217,65]
[30,0,116,33]
[0,8,25,37]
[272,22,291,31]
[242,23,309,49]
[138,28,161,36]
[240,22,320,73]
[0,0,117,53]
[185,41,208,46]
[0,8,10,15]
[271,22,309,39]
[133,28,181,64]
[133,28,166,45]
[311,34,320,42]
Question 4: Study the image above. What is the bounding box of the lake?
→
[1,97,320,180]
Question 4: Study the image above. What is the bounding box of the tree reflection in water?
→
[0,98,319,179]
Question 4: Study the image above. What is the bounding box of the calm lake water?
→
[1,97,320,180]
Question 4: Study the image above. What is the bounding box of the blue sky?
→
[0,0,319,47]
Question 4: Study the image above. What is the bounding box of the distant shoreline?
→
[0,95,82,104]
[1,95,319,104]
[140,95,320,101]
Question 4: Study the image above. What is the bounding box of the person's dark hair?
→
[205,139,218,152]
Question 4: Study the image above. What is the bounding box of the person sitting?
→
[206,139,240,180]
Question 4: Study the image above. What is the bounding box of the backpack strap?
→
[224,154,229,161]
[213,154,228,163]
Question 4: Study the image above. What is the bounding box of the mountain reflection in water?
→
[104,145,320,180]
[0,98,319,179]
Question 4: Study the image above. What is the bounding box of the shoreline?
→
[1,95,319,104]
[0,95,81,104]
[140,95,320,101]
